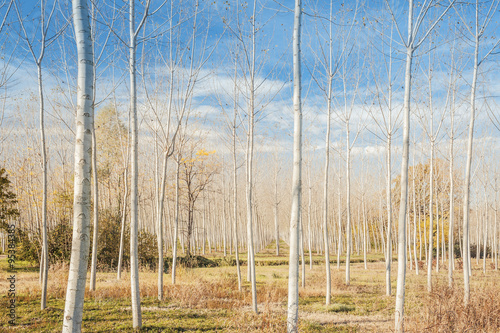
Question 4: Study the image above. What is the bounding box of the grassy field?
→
[1,243,499,332]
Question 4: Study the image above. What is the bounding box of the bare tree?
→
[385,0,456,330]
[287,0,302,331]
[367,17,403,295]
[141,0,214,300]
[415,41,448,292]
[127,0,168,326]
[454,0,500,305]
[14,0,59,310]
[62,0,93,331]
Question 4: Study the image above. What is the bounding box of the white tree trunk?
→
[89,122,98,291]
[245,0,258,313]
[274,165,280,256]
[337,172,342,270]
[300,215,305,287]
[412,151,419,275]
[345,121,352,285]
[117,167,128,280]
[38,62,49,310]
[62,1,93,331]
[287,0,302,330]
[322,81,331,303]
[172,159,180,284]
[222,168,227,257]
[232,58,242,290]
[448,102,455,286]
[394,9,414,330]
[483,198,488,274]
[129,0,141,327]
[385,135,392,295]
[157,152,168,299]
[427,140,434,292]
[463,28,479,307]
[494,179,498,271]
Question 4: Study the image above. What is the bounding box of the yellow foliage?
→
[196,149,215,157]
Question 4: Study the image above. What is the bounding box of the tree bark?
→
[385,134,392,295]
[463,24,479,307]
[89,119,98,291]
[117,167,128,280]
[427,140,434,292]
[172,159,180,284]
[323,70,332,303]
[232,56,242,291]
[62,1,93,331]
[287,0,302,330]
[245,0,258,313]
[448,107,455,286]
[394,4,414,329]
[129,0,142,327]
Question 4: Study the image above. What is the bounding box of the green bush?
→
[16,223,72,264]
[137,229,158,269]
[16,228,40,263]
[47,223,72,263]
[90,209,130,271]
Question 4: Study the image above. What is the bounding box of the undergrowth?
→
[406,281,500,332]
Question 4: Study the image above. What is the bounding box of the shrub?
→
[90,209,130,270]
[469,244,492,259]
[407,283,500,332]
[137,229,157,269]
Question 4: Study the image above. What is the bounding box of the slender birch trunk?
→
[345,121,352,285]
[89,2,99,291]
[494,178,498,271]
[62,0,93,330]
[463,20,479,307]
[323,67,332,303]
[245,0,258,313]
[300,215,305,287]
[223,167,227,257]
[156,153,168,299]
[385,134,392,295]
[117,167,128,280]
[129,0,141,326]
[412,151,419,275]
[305,162,312,270]
[232,56,242,291]
[38,63,49,310]
[427,140,434,292]
[274,163,280,256]
[172,159,180,284]
[362,195,367,270]
[394,4,414,330]
[323,42,332,305]
[448,103,455,286]
[287,0,302,330]
[483,196,488,274]
[337,170,342,270]
[89,119,98,291]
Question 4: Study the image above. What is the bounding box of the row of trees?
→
[0,0,499,332]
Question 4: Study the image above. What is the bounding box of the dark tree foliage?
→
[0,168,19,230]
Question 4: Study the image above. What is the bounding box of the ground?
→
[0,241,499,332]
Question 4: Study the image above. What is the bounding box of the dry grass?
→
[2,253,500,332]
[406,280,500,332]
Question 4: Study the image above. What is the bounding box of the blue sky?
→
[1,0,500,186]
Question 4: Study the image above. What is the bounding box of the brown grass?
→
[3,255,500,332]
[406,281,500,332]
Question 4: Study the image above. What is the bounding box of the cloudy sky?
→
[1,0,499,181]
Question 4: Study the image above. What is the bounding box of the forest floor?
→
[1,243,500,332]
